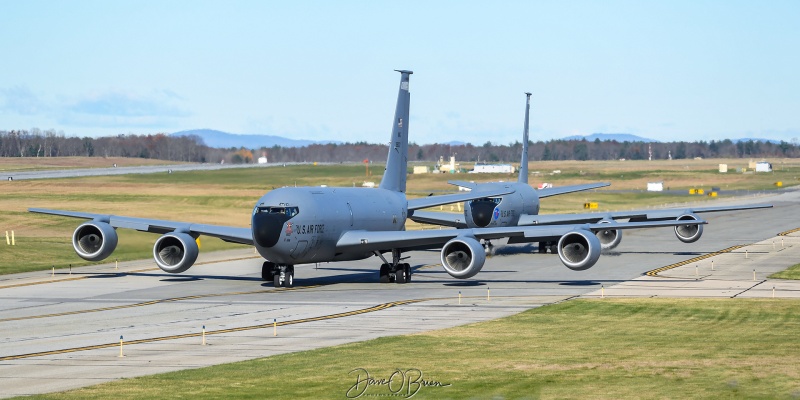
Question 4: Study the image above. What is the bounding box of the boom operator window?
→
[255,206,300,217]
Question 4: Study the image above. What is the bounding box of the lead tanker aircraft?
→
[30,70,705,287]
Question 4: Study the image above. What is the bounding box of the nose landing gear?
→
[262,261,294,288]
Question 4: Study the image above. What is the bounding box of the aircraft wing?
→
[28,208,254,245]
[446,180,478,189]
[407,210,468,228]
[517,203,772,226]
[336,219,706,253]
[407,187,515,211]
[536,182,610,198]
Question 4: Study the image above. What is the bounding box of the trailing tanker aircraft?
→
[411,92,771,252]
[30,71,705,287]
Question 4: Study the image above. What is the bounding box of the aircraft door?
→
[291,240,309,260]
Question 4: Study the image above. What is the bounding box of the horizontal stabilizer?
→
[537,182,610,198]
[407,187,515,211]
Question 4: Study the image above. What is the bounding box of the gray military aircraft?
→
[30,71,706,287]
[411,92,609,237]
[410,92,771,252]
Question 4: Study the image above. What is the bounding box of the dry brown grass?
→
[0,156,185,172]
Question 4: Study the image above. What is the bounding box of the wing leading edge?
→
[518,203,772,226]
[337,219,706,253]
[28,208,253,245]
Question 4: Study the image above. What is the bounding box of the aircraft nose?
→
[470,200,496,228]
[252,212,291,248]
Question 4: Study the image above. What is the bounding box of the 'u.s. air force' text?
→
[297,224,325,234]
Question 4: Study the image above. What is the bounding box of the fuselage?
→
[464,182,540,228]
[252,187,407,264]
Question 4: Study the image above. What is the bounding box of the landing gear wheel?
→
[273,266,295,288]
[395,267,406,284]
[548,244,558,254]
[403,263,411,283]
[379,264,390,283]
[538,242,547,254]
[262,262,275,281]
[285,266,294,288]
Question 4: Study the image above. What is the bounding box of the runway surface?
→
[0,188,798,397]
[2,161,312,181]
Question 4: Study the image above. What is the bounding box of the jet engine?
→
[153,232,199,274]
[557,230,601,271]
[595,219,622,250]
[440,236,486,279]
[72,221,118,261]
[675,214,703,243]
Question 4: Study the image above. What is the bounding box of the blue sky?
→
[1,1,798,145]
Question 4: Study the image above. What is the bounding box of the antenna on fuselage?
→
[519,92,531,184]
[379,70,413,193]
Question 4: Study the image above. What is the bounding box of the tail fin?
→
[518,92,531,184]
[379,70,413,193]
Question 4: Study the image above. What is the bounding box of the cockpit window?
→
[255,206,300,217]
[470,197,501,205]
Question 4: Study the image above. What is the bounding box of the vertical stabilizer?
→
[379,70,412,193]
[519,92,531,184]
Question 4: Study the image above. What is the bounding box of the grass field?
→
[1,157,798,275]
[769,264,800,280]
[27,298,800,399]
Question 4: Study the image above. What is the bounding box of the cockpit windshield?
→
[254,206,300,218]
[470,197,501,205]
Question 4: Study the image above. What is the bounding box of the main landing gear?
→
[375,250,411,284]
[538,241,557,254]
[263,261,294,288]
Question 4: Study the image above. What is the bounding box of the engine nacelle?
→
[440,236,486,279]
[72,221,118,261]
[595,220,622,250]
[675,213,703,243]
[153,232,199,274]
[557,230,601,271]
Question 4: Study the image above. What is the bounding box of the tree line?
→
[1,129,798,164]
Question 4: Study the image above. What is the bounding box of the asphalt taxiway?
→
[0,188,798,397]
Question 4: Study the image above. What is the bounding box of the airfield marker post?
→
[773,241,776,250]
[745,250,748,259]
[51,266,54,278]
[782,238,784,248]
[273,319,277,337]
[118,336,124,358]
[601,285,604,298]
[69,264,72,275]
[695,265,698,276]
[10,231,14,246]
[4,231,8,245]
[202,325,206,345]
[115,259,118,270]
[458,291,461,305]
[487,286,490,301]
[773,286,776,298]
[711,260,714,271]
[753,270,756,281]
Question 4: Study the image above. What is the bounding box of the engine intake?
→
[72,221,118,261]
[153,232,199,273]
[557,230,601,271]
[595,220,622,250]
[675,214,703,243]
[441,236,486,279]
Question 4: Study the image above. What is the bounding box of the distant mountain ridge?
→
[171,129,342,148]
[561,133,658,142]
